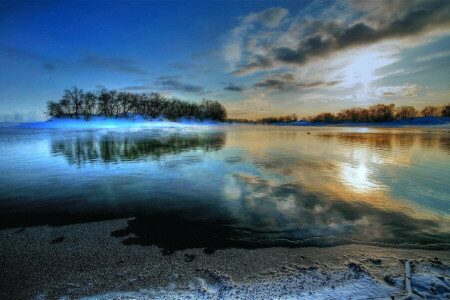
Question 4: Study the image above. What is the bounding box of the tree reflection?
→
[51,131,226,166]
[317,132,449,152]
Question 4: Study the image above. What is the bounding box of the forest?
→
[46,87,228,122]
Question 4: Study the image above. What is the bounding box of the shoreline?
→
[1,218,449,299]
[4,116,449,129]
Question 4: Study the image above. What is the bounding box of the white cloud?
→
[243,7,288,28]
[373,84,422,97]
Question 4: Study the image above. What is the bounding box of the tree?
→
[62,87,84,119]
[98,89,117,117]
[311,112,335,123]
[420,106,440,117]
[46,101,63,118]
[368,104,395,122]
[199,99,227,122]
[441,104,450,117]
[336,107,369,123]
[46,87,230,122]
[83,92,97,119]
[395,106,417,120]
[59,98,71,116]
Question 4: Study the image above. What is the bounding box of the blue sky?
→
[0,0,449,121]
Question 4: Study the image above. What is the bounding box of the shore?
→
[17,116,222,129]
[1,218,448,299]
[274,116,450,128]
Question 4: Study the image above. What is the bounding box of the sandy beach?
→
[1,218,448,299]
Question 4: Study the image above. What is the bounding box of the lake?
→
[0,125,449,252]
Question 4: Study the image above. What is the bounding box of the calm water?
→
[0,125,449,251]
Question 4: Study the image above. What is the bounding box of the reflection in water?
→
[0,126,449,251]
[318,132,450,152]
[51,131,226,165]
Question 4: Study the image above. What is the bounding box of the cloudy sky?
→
[1,0,449,121]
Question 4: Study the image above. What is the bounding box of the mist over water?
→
[0,125,448,251]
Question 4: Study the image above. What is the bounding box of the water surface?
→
[0,125,449,251]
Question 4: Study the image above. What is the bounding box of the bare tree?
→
[421,106,440,117]
[62,87,84,119]
[395,106,417,120]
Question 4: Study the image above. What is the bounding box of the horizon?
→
[1,0,450,122]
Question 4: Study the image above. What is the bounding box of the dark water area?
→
[0,125,449,252]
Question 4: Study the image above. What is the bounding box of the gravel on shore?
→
[1,218,448,299]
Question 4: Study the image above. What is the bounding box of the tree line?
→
[308,104,450,123]
[251,103,449,124]
[256,114,299,124]
[46,87,228,122]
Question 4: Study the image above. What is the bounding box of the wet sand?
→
[1,218,449,299]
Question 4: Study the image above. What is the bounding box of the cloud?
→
[122,85,152,91]
[43,63,55,72]
[156,77,205,93]
[376,84,422,97]
[223,7,288,70]
[416,49,450,62]
[157,75,182,81]
[232,55,273,75]
[0,44,44,60]
[230,0,450,75]
[78,53,149,75]
[122,75,206,94]
[243,7,288,28]
[224,83,246,92]
[252,72,341,91]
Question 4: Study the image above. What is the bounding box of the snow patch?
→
[78,267,401,300]
[17,116,223,129]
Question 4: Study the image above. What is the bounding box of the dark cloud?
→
[252,72,341,91]
[122,85,151,91]
[275,1,449,63]
[232,55,273,75]
[0,45,149,76]
[158,79,204,93]
[253,79,288,89]
[43,63,55,71]
[252,72,298,90]
[78,53,149,75]
[122,75,206,93]
[233,0,450,74]
[224,83,246,92]
[157,75,182,81]
[0,44,44,60]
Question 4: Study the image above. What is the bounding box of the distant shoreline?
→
[229,116,450,128]
[273,116,450,127]
[3,116,449,129]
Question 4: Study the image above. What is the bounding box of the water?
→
[0,125,449,251]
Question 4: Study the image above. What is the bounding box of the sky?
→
[0,0,449,122]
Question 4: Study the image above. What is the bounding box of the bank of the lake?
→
[18,116,223,129]
[1,218,449,300]
[273,116,450,128]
